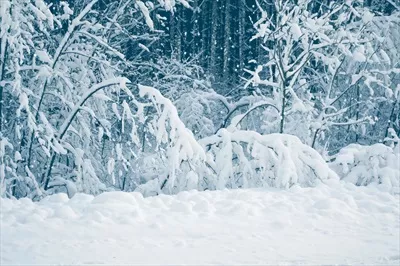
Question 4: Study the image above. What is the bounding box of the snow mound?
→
[330,143,400,193]
[1,183,399,265]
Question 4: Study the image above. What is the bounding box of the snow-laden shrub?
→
[138,58,224,140]
[329,143,400,192]
[200,129,338,190]
[135,128,338,196]
[175,91,216,138]
[132,85,207,196]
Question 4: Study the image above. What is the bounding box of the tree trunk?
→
[0,38,8,133]
[210,0,219,74]
[223,0,231,79]
[238,0,245,73]
[280,86,286,133]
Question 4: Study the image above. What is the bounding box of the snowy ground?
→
[1,180,399,265]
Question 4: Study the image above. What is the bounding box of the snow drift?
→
[1,182,399,265]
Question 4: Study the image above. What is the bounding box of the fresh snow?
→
[1,180,399,265]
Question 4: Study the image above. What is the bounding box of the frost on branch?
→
[200,129,338,190]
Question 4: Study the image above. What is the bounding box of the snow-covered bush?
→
[329,143,400,192]
[132,58,222,139]
[135,126,340,196]
[200,129,338,190]
[175,91,216,138]
[132,84,207,196]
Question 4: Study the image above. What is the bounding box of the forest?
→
[1,1,400,265]
[0,0,399,199]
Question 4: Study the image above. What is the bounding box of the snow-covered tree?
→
[247,0,400,151]
[0,0,200,198]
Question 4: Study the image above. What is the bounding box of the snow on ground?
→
[1,180,399,265]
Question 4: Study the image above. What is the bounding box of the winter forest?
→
[1,0,400,264]
[1,0,398,198]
